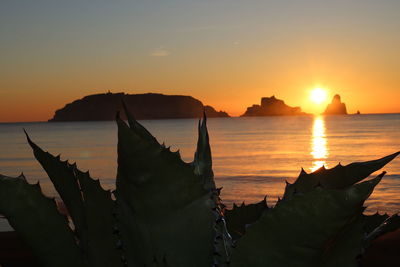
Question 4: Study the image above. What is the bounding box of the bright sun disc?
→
[310,88,328,104]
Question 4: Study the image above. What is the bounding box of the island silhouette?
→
[241,95,308,116]
[49,92,229,121]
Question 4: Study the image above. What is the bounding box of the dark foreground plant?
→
[0,104,399,267]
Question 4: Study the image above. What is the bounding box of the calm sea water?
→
[1,114,399,216]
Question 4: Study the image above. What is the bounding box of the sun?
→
[310,88,328,104]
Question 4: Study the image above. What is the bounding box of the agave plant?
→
[0,104,399,267]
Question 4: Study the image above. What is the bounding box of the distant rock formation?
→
[204,105,229,118]
[241,95,307,116]
[323,94,348,115]
[49,92,229,121]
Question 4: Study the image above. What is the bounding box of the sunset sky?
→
[1,0,399,122]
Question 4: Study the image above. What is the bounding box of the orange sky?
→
[1,1,399,122]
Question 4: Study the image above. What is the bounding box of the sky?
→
[1,0,399,122]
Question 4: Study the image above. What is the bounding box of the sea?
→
[1,114,399,223]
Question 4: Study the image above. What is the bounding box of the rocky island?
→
[323,94,348,115]
[241,95,308,116]
[49,92,229,121]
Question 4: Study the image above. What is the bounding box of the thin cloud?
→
[150,47,171,57]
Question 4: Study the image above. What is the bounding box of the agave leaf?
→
[121,98,158,144]
[224,197,268,240]
[320,214,365,267]
[327,210,400,267]
[363,212,389,234]
[193,114,215,190]
[25,132,122,266]
[284,151,400,198]
[24,131,87,251]
[150,256,172,267]
[365,214,400,246]
[316,172,391,267]
[115,113,216,266]
[192,114,233,264]
[0,174,84,267]
[308,171,399,267]
[75,169,124,267]
[231,174,382,267]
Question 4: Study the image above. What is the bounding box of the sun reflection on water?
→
[311,116,328,172]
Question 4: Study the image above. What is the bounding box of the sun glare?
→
[310,88,328,104]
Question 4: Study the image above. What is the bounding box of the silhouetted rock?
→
[241,96,307,116]
[49,92,230,121]
[323,94,348,115]
[204,105,229,118]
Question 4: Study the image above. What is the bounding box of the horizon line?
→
[1,112,400,124]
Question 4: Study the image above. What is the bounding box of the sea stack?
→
[242,95,307,116]
[323,94,348,115]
